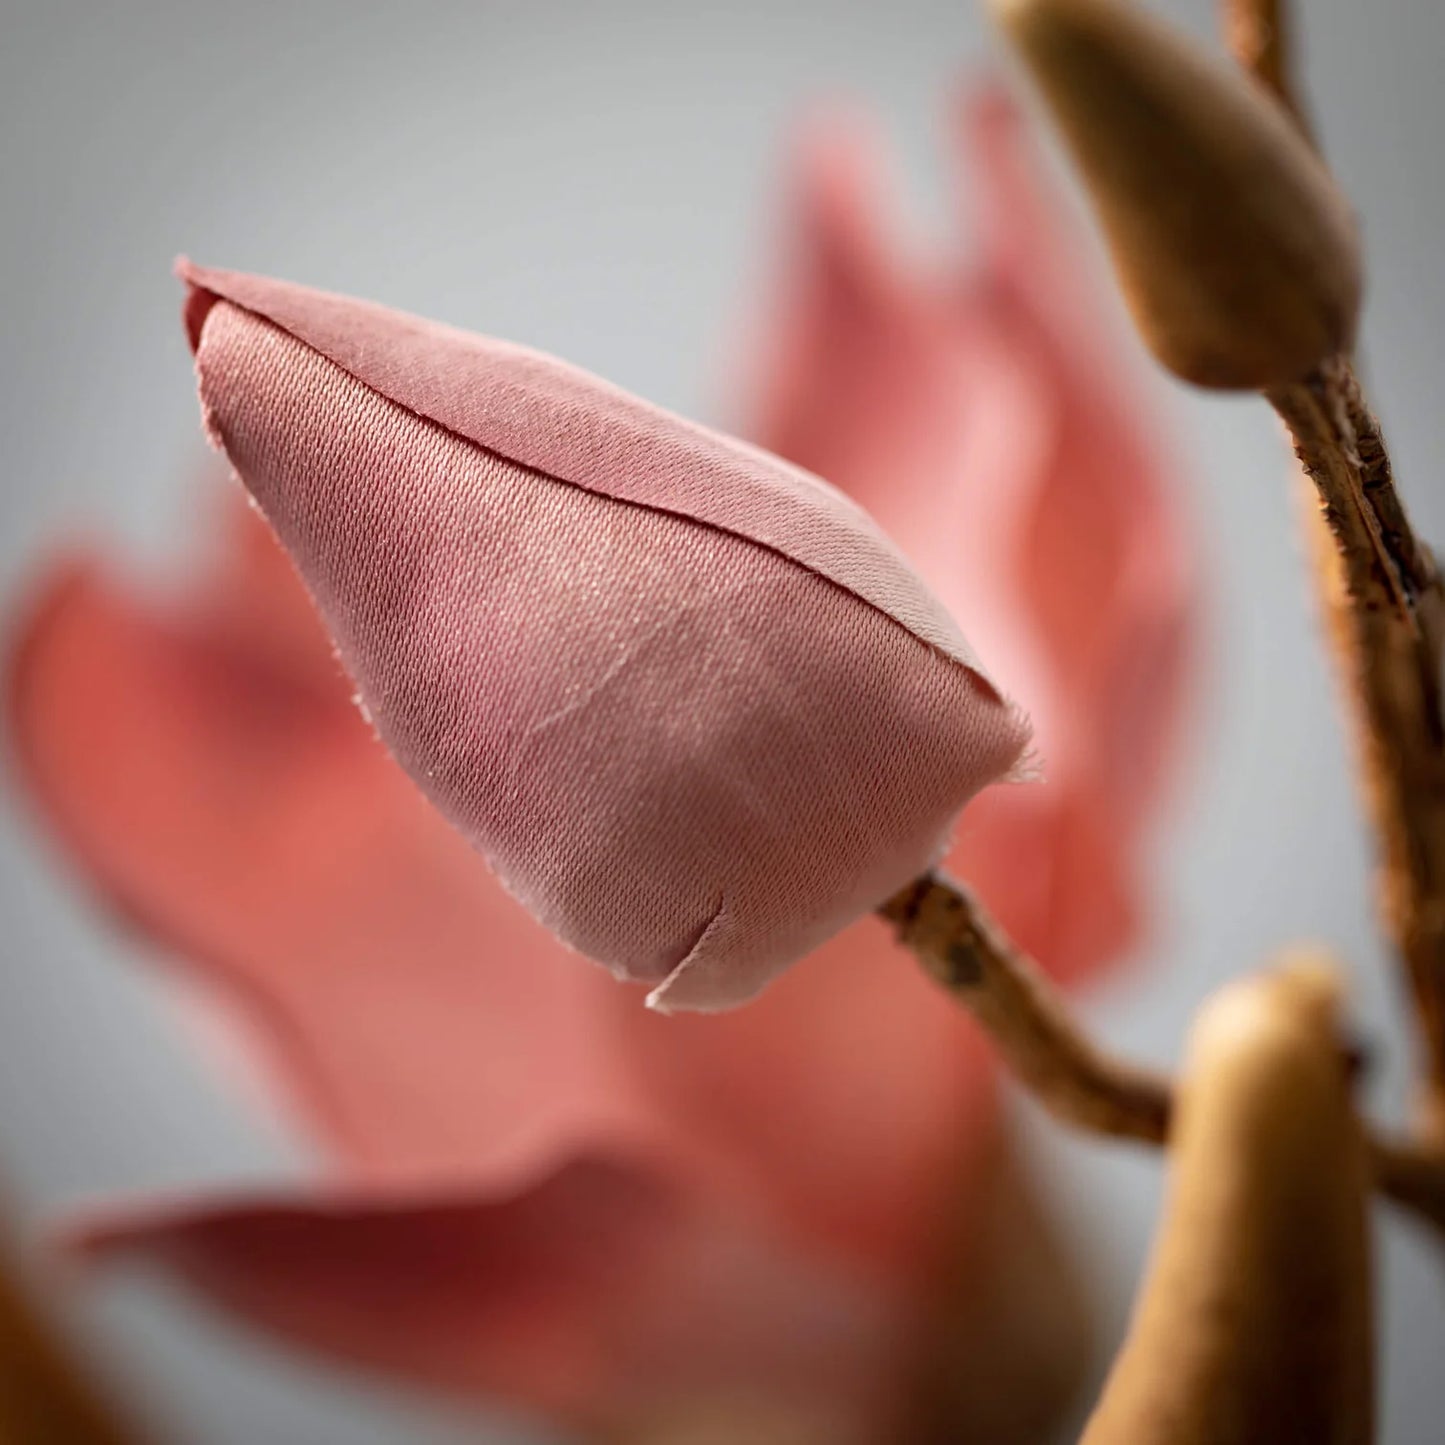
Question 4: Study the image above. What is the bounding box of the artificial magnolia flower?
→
[6,81,1192,1440]
[179,256,1029,1013]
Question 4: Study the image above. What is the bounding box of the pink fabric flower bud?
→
[181,262,1029,1011]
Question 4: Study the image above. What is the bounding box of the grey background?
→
[2,0,1443,1440]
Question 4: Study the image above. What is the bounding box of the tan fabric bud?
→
[1080,958,1373,1444]
[991,0,1360,388]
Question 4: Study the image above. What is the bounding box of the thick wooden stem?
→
[1269,362,1445,1131]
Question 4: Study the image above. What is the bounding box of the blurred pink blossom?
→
[5,83,1194,1441]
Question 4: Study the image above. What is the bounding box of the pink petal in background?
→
[9,498,1019,1435]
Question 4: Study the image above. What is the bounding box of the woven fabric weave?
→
[186,269,1028,1010]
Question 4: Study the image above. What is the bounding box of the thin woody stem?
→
[880,874,1171,1143]
[880,872,1445,1236]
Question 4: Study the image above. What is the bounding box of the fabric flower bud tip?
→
[178,260,1030,1012]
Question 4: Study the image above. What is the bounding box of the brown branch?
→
[880,875,1171,1143]
[1268,364,1445,1133]
[880,873,1445,1236]
[1221,0,1445,1138]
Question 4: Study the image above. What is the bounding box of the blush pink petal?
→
[5,547,674,1184]
[181,263,1029,1011]
[61,1164,910,1434]
[7,505,1005,1421]
[741,83,1195,984]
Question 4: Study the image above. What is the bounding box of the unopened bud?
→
[991,0,1361,389]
